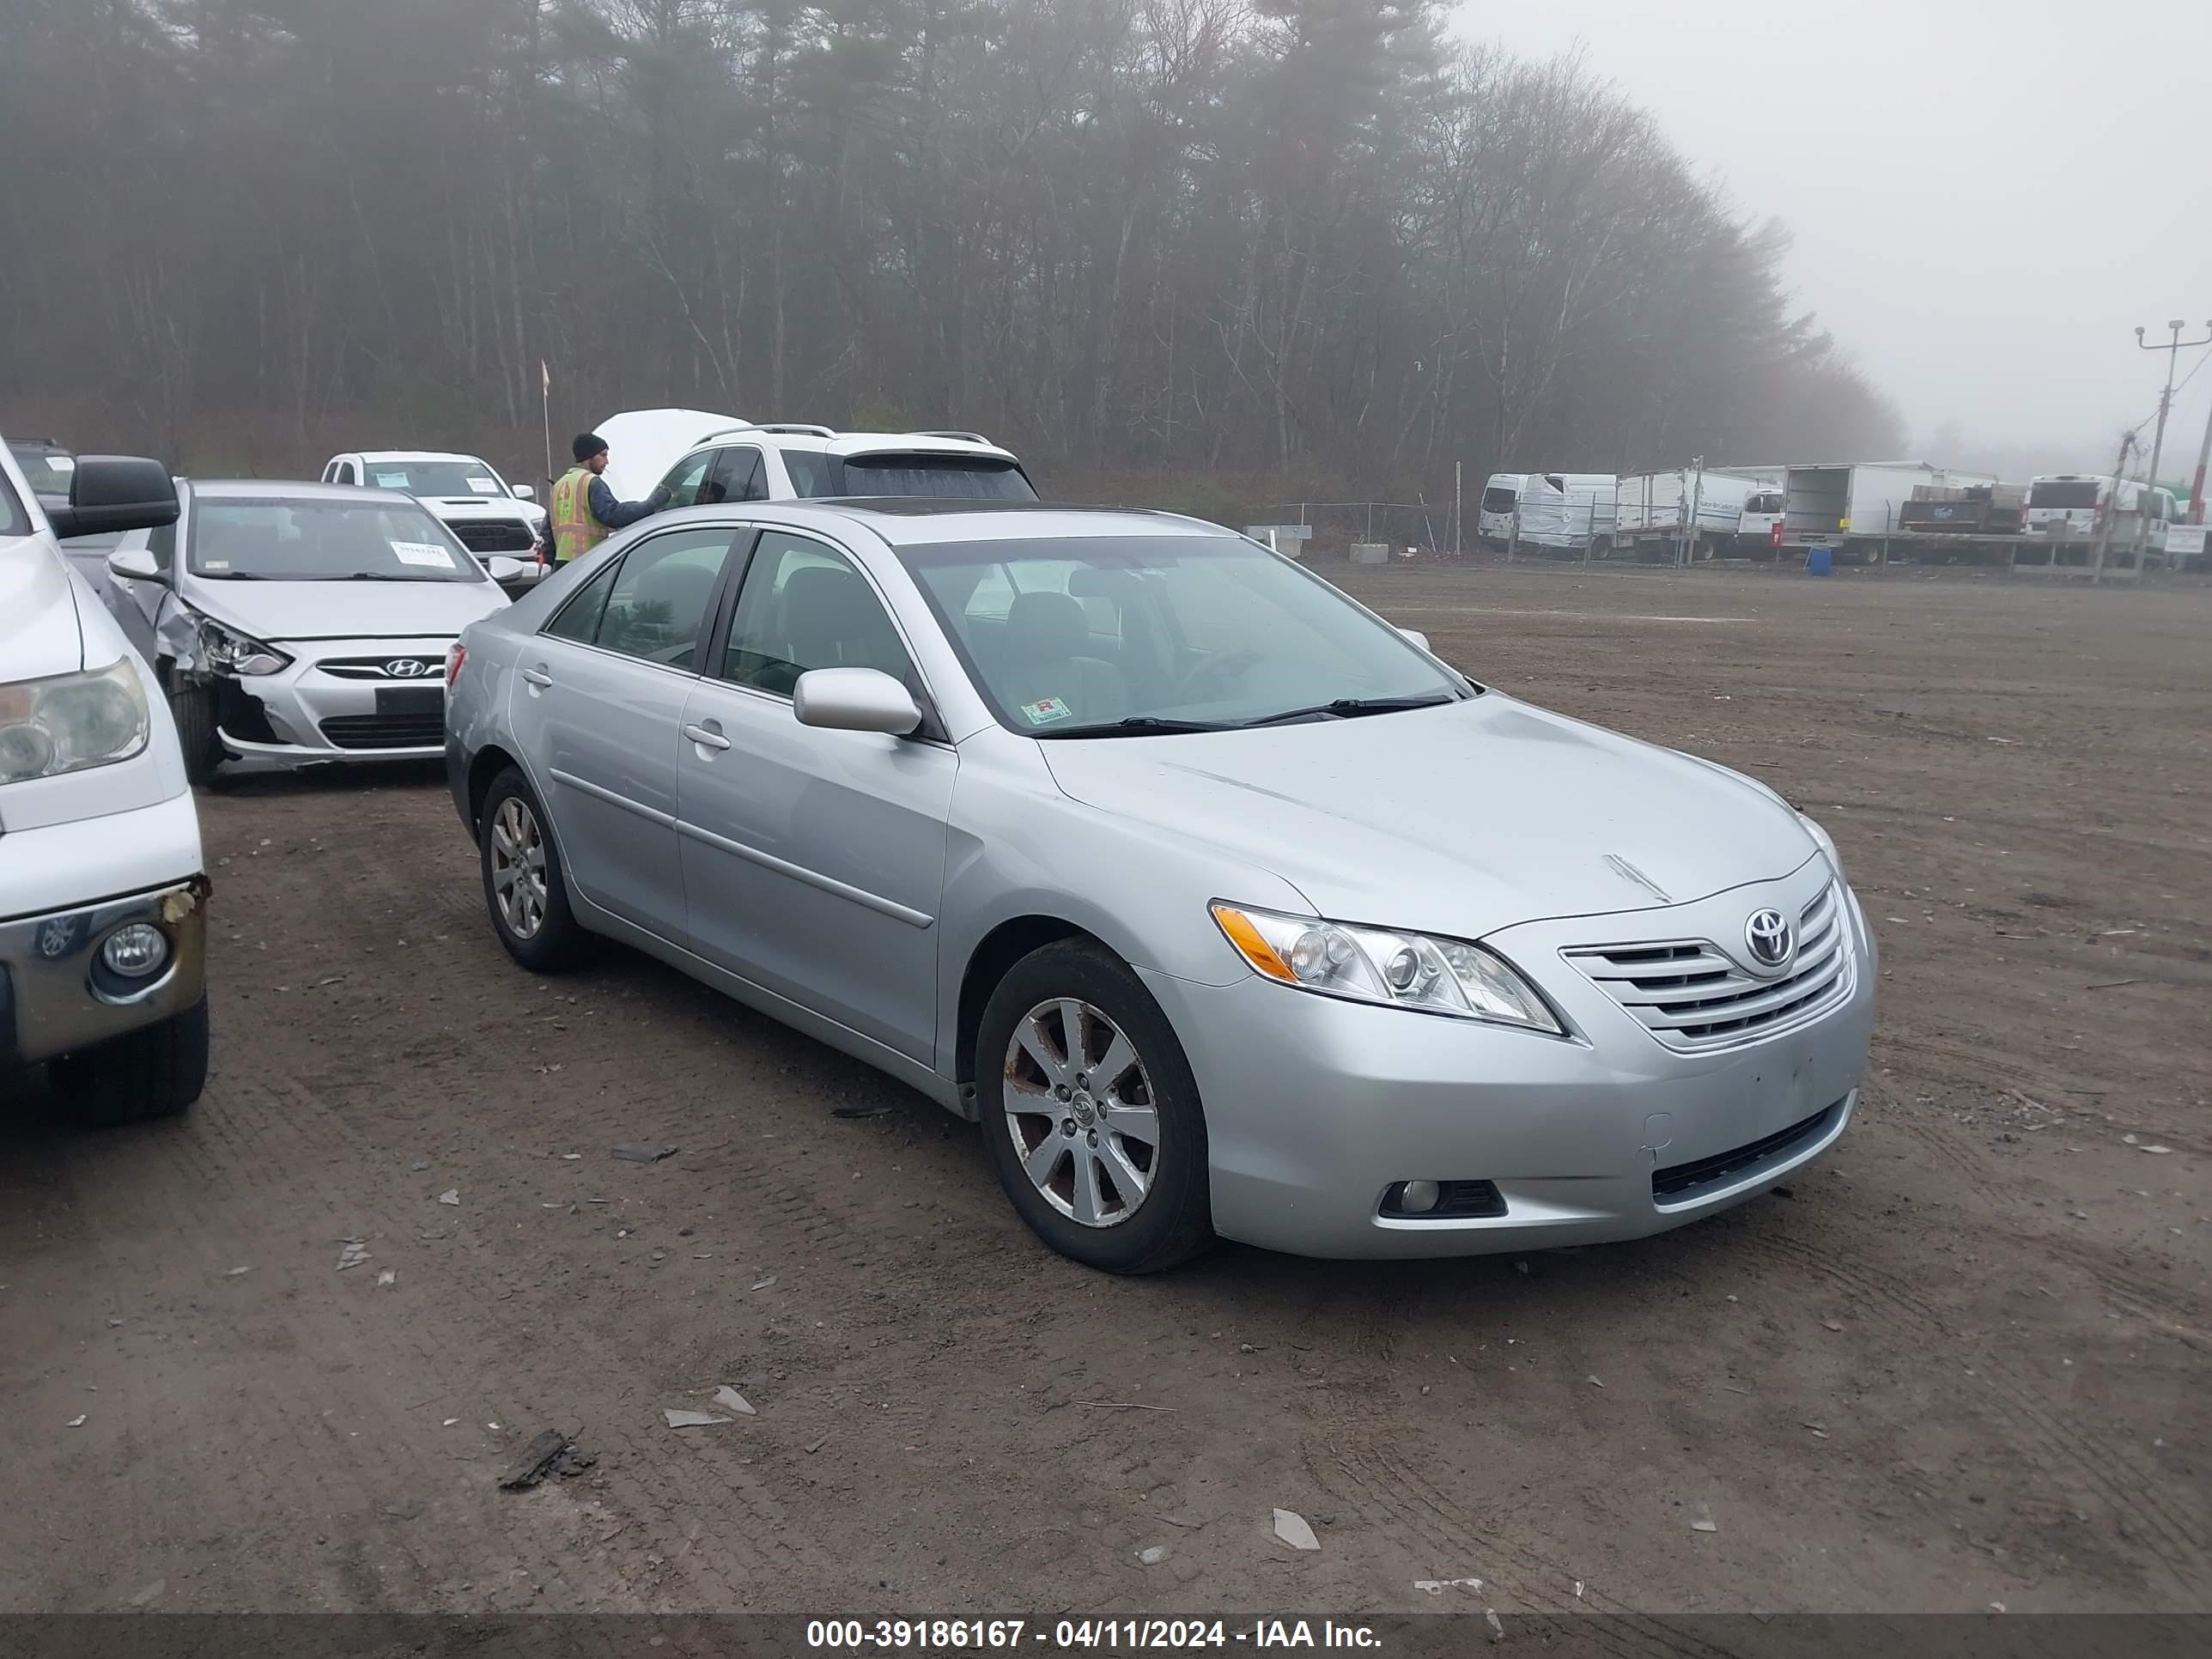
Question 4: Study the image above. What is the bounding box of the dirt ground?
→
[3,561,2206,1619]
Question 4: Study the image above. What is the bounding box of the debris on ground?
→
[1586,1376,1605,1388]
[498,1428,576,1490]
[2137,1145,2173,1156]
[832,1104,896,1119]
[1413,1577,1483,1595]
[663,1408,731,1429]
[611,1143,677,1164]
[712,1386,757,1416]
[68,1415,87,1428]
[1272,1508,1321,1551]
[336,1240,371,1271]
[1690,1503,1718,1533]
[436,1190,460,1206]
[1135,1545,1170,1565]
[1485,1608,1505,1642]
[376,1269,397,1288]
[224,1266,251,1278]
[751,1276,779,1291]
[126,1580,164,1607]
[1820,1319,1844,1332]
[805,1436,828,1454]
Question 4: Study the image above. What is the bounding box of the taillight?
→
[446,643,465,687]
[1770,519,1784,548]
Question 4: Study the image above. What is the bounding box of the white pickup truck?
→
[1,438,210,1122]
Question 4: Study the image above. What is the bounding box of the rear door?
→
[504,524,745,945]
[675,528,956,1064]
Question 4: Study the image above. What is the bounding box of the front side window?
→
[722,532,912,696]
[656,451,722,510]
[187,499,484,582]
[592,527,740,669]
[903,535,1467,735]
[715,447,767,502]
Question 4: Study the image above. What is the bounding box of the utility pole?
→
[2190,392,2212,526]
[2134,319,2212,495]
[2090,429,2136,584]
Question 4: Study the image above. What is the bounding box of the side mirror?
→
[48,456,179,540]
[1398,628,1431,652]
[485,556,527,583]
[792,666,922,736]
[108,545,164,583]
[512,483,536,501]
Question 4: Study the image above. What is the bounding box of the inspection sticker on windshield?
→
[466,477,500,492]
[1020,697,1073,726]
[375,471,410,489]
[390,540,456,569]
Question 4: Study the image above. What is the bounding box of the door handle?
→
[521,665,552,689]
[682,722,732,751]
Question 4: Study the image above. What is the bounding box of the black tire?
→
[975,939,1213,1273]
[479,766,586,971]
[169,682,221,786]
[51,998,210,1127]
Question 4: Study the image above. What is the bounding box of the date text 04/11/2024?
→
[804,1621,1384,1650]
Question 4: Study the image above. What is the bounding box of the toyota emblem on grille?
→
[1745,908,1793,970]
[386,659,429,678]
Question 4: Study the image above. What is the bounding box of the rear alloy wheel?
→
[978,940,1212,1273]
[479,769,586,970]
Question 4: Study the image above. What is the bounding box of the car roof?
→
[189,478,421,505]
[725,499,1230,547]
[694,426,1020,465]
[348,450,495,465]
[8,437,67,452]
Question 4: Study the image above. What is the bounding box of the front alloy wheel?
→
[1003,999,1161,1228]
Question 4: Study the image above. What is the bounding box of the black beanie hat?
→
[573,432,608,463]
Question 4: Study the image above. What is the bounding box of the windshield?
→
[9,444,74,500]
[2030,480,2100,510]
[362,459,507,497]
[902,534,1468,735]
[189,499,487,582]
[836,454,1037,501]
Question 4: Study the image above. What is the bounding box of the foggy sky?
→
[1462,0,2212,478]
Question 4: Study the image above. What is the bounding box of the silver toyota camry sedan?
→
[444,501,1875,1273]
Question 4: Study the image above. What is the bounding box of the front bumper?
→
[1147,870,1876,1259]
[205,635,457,766]
[3,873,210,1067]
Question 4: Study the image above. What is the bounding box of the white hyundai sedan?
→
[106,480,522,781]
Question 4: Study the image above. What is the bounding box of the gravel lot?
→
[3,561,2206,1617]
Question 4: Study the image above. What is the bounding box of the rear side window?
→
[544,558,623,644]
[2030,480,2099,509]
[780,450,836,497]
[837,454,1036,500]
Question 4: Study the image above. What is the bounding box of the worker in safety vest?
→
[549,431,661,563]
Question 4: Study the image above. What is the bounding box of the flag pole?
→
[540,361,554,493]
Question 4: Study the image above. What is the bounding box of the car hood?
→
[422,497,535,524]
[592,408,744,499]
[183,575,507,642]
[1039,696,1816,940]
[1,535,84,678]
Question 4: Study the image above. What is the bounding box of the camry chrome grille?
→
[1565,881,1850,1052]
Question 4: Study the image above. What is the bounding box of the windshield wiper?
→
[319,571,446,582]
[1239,693,1460,728]
[195,570,275,580]
[1032,715,1235,738]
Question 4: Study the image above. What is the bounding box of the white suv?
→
[321,450,546,582]
[1,438,210,1123]
[591,410,1036,509]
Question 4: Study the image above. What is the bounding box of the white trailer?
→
[1614,468,1774,558]
[1776,461,1996,562]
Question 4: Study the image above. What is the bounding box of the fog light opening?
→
[100,922,169,979]
[1398,1179,1442,1214]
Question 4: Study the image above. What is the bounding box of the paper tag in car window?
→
[466,477,500,493]
[375,471,410,489]
[204,558,230,570]
[390,541,456,568]
[49,455,76,472]
[1020,697,1073,726]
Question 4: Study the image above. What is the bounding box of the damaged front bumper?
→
[193,635,459,766]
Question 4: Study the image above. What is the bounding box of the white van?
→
[1,438,210,1122]
[1476,472,1616,551]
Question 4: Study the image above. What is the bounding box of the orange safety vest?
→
[550,465,609,563]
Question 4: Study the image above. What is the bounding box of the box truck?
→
[1613,468,1783,558]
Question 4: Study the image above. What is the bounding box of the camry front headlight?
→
[1797,811,1844,879]
[196,615,291,677]
[1211,902,1565,1035]
[0,658,151,785]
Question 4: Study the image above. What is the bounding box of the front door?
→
[506,525,744,945]
[676,529,956,1065]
